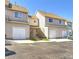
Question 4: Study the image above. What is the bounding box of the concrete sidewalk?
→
[6,39,72,44]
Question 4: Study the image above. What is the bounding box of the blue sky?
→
[10,0,73,21]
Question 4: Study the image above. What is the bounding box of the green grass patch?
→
[42,38,49,41]
[31,38,49,41]
[31,38,37,41]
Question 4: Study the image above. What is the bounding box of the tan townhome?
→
[5,0,30,40]
[29,10,68,40]
[33,10,69,39]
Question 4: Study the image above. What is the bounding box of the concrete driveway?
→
[5,41,73,59]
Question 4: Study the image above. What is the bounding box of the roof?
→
[28,15,37,20]
[67,21,72,24]
[9,5,28,13]
[38,10,69,21]
[31,16,37,19]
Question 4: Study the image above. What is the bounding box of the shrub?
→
[42,38,49,41]
[31,38,37,41]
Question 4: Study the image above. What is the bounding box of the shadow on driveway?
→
[5,48,16,56]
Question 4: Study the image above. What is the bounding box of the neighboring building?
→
[35,10,68,39]
[67,21,72,38]
[5,0,30,40]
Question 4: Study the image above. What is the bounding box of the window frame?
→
[59,20,62,24]
[14,11,23,18]
[48,18,53,22]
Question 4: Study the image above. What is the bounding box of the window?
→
[15,12,18,18]
[14,12,23,18]
[48,18,53,22]
[59,20,61,24]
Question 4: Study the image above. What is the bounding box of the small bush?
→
[31,38,37,41]
[42,38,49,41]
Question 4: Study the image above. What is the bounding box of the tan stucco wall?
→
[5,22,30,39]
[29,18,38,26]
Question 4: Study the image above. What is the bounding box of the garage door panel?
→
[13,27,26,39]
[49,30,56,39]
[62,31,67,37]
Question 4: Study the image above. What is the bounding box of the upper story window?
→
[48,18,53,22]
[14,12,24,18]
[59,20,62,24]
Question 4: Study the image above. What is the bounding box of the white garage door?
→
[49,30,56,39]
[13,27,26,39]
[62,31,67,37]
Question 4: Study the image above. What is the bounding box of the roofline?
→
[7,2,29,13]
[8,8,28,13]
[36,10,71,22]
